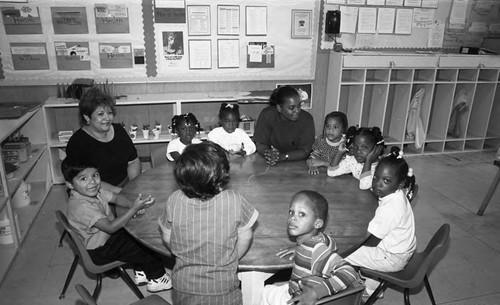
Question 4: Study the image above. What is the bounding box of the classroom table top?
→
[119,154,377,272]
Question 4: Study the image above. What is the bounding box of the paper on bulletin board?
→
[95,4,130,34]
[340,6,358,34]
[10,43,49,70]
[413,8,435,28]
[2,5,42,34]
[99,43,133,69]
[51,6,89,34]
[427,21,444,47]
[54,42,91,70]
[155,0,186,24]
[247,42,274,68]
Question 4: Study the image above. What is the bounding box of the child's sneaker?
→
[134,270,148,286]
[147,272,172,293]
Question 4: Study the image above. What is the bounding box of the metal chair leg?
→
[93,274,103,300]
[424,275,437,305]
[364,280,387,305]
[118,266,145,299]
[58,230,67,247]
[404,288,410,305]
[59,255,79,299]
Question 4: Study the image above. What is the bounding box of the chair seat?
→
[361,252,426,288]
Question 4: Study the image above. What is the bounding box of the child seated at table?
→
[158,141,259,305]
[166,113,202,161]
[261,190,361,305]
[208,103,256,156]
[61,157,172,293]
[307,111,348,175]
[345,147,416,298]
[327,126,385,190]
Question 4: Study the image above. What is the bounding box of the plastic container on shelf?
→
[0,212,14,245]
[12,180,31,208]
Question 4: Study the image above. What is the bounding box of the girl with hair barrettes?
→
[166,113,202,161]
[345,146,417,299]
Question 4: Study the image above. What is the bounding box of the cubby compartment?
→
[486,89,500,138]
[464,139,484,151]
[483,138,500,150]
[403,143,424,155]
[444,140,464,152]
[423,141,444,154]
[341,69,365,83]
[360,84,388,128]
[413,69,435,82]
[457,69,478,82]
[447,83,475,140]
[383,84,411,143]
[405,84,433,141]
[339,85,364,127]
[427,84,454,140]
[436,69,457,82]
[390,69,412,82]
[478,69,498,82]
[365,69,389,82]
[467,83,495,138]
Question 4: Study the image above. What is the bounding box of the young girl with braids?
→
[166,113,202,161]
[345,147,417,298]
[327,126,385,190]
[306,111,348,175]
[208,103,256,156]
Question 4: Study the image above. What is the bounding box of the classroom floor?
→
[1,151,499,305]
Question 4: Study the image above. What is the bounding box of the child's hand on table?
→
[308,166,319,175]
[287,280,318,305]
[276,246,296,260]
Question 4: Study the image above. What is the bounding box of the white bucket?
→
[12,181,31,208]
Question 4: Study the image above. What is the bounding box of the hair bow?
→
[408,168,414,177]
[225,104,234,108]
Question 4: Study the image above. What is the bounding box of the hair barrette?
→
[407,168,414,177]
[397,151,404,159]
[225,104,234,108]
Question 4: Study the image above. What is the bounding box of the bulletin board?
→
[0,0,321,85]
[320,0,500,50]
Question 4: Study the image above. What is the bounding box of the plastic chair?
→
[150,147,168,168]
[55,210,144,301]
[76,284,171,305]
[360,224,450,305]
[316,285,364,305]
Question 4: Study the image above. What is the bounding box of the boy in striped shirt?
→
[261,190,361,305]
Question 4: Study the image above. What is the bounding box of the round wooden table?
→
[120,154,377,305]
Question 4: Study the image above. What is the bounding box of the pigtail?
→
[171,115,179,134]
[345,125,358,148]
[379,146,417,198]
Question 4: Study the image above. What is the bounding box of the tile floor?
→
[1,151,499,305]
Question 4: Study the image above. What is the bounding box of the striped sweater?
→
[288,232,361,299]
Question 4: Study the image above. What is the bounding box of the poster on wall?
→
[276,83,313,109]
[54,42,91,70]
[218,5,239,35]
[188,39,211,69]
[95,4,130,34]
[51,7,89,34]
[99,43,133,68]
[187,5,210,36]
[2,5,42,34]
[218,39,239,68]
[162,31,185,68]
[155,0,186,23]
[10,43,49,70]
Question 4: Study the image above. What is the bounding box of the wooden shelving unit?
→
[326,52,500,155]
[43,93,267,184]
[0,108,50,285]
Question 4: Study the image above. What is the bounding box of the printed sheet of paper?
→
[404,0,421,6]
[377,7,395,33]
[187,5,210,35]
[413,8,435,28]
[358,7,376,34]
[449,0,467,25]
[427,21,444,47]
[218,5,239,35]
[339,6,358,34]
[246,6,267,35]
[326,0,346,3]
[421,0,438,8]
[395,8,412,34]
[386,0,404,6]
[367,0,385,5]
[188,40,211,69]
[218,39,239,68]
[347,0,366,4]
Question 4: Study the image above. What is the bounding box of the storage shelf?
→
[6,145,46,197]
[326,52,499,157]
[14,181,49,244]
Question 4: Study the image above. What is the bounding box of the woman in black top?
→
[66,88,141,192]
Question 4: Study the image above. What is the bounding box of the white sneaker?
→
[134,270,148,286]
[147,272,172,293]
